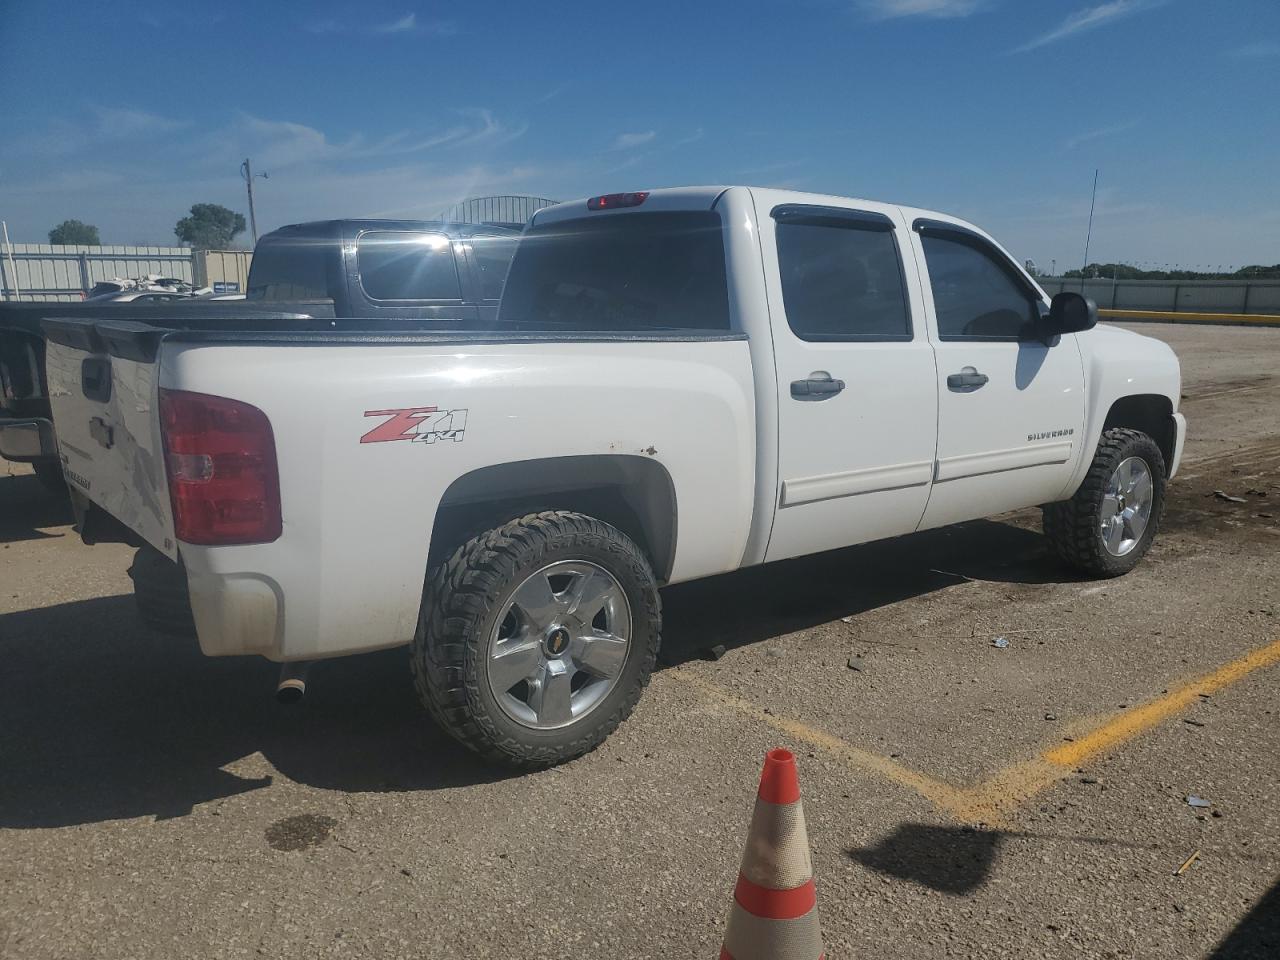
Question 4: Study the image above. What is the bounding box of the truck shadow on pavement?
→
[0,515,1072,830]
[0,473,73,543]
[660,517,1073,666]
[0,594,512,829]
[1208,875,1280,959]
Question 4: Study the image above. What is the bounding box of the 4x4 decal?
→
[361,407,468,444]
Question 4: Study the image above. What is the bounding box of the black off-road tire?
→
[1042,427,1167,578]
[411,510,662,768]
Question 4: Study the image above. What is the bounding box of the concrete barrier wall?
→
[1037,277,1280,315]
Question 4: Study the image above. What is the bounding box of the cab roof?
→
[532,185,983,236]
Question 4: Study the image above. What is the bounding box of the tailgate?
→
[43,318,177,558]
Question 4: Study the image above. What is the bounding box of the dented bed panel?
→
[44,338,177,559]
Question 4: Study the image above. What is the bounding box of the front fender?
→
[1060,324,1182,497]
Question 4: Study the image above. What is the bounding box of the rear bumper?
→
[0,416,57,463]
[1169,412,1187,479]
[130,544,284,659]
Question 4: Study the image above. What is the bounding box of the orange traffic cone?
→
[720,748,823,960]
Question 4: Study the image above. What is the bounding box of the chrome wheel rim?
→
[1100,456,1154,557]
[486,560,632,730]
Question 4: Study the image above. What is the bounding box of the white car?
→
[41,186,1185,767]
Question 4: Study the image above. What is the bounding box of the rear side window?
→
[246,239,331,301]
[498,212,729,331]
[921,234,1039,340]
[357,231,461,302]
[774,212,911,341]
[470,235,518,300]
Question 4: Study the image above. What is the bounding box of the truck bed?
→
[43,315,756,661]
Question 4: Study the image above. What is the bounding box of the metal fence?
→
[0,244,196,302]
[440,195,559,228]
[0,245,255,302]
[1037,277,1280,316]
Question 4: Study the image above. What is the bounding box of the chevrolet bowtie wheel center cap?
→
[544,627,571,658]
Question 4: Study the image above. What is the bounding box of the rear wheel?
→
[1043,427,1166,578]
[411,511,662,767]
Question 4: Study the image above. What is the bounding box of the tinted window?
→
[922,234,1038,340]
[776,221,910,341]
[499,212,729,330]
[470,235,518,300]
[357,232,461,301]
[246,238,331,301]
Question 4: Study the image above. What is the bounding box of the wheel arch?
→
[428,455,678,581]
[1102,394,1176,470]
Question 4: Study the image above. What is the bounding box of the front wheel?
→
[411,511,662,767]
[1043,427,1167,578]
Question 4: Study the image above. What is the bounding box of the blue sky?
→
[3,0,1277,270]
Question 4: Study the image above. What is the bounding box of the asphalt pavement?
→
[1,322,1277,959]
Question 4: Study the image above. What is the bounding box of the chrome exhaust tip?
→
[275,662,311,705]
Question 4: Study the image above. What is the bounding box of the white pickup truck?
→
[44,186,1186,767]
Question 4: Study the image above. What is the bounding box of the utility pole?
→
[240,158,268,247]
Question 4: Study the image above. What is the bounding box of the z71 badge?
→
[361,407,468,445]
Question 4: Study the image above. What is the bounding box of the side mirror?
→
[1047,291,1098,336]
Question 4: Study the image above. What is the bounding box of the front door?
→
[912,221,1085,530]
[757,194,939,563]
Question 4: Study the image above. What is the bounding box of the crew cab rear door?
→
[42,318,178,558]
[755,192,939,561]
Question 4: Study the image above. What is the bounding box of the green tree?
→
[48,219,100,245]
[174,203,246,250]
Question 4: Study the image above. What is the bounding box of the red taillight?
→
[159,389,281,545]
[587,191,649,210]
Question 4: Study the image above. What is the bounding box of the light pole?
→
[240,158,268,246]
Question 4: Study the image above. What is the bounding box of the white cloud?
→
[374,12,417,33]
[1231,40,1280,59]
[1064,120,1137,150]
[17,106,188,157]
[862,0,983,20]
[90,106,186,137]
[1014,0,1161,53]
[213,109,527,170]
[610,131,657,151]
[307,12,458,36]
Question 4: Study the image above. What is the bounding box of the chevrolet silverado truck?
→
[0,219,519,488]
[42,186,1186,767]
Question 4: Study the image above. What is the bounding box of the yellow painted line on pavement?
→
[668,669,978,823]
[672,635,1280,826]
[958,634,1280,822]
[1043,634,1280,769]
[1100,308,1280,326]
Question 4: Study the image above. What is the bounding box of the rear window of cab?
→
[498,211,729,331]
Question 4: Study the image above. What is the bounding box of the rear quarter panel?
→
[162,338,756,660]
